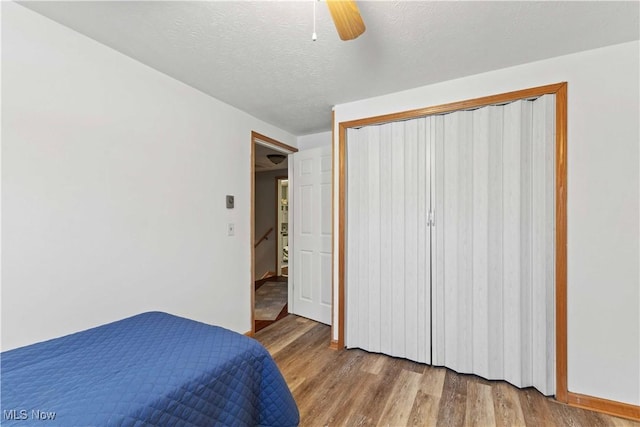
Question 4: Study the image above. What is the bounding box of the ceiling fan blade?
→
[326,0,366,41]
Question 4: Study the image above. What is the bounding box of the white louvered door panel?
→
[346,119,432,364]
[432,96,556,395]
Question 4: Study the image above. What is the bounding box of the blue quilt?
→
[1,312,299,426]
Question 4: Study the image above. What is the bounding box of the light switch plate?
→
[226,195,234,209]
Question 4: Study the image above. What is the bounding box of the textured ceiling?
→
[19,1,640,136]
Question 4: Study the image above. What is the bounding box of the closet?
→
[345,95,556,396]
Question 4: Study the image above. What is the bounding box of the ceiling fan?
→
[325,0,366,41]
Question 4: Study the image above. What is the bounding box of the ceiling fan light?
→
[267,154,286,164]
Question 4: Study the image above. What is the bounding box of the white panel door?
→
[291,145,332,325]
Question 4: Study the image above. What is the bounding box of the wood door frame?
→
[250,131,298,336]
[336,83,572,399]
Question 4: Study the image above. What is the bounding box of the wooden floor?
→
[255,315,639,427]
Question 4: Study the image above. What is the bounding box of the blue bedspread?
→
[1,312,299,426]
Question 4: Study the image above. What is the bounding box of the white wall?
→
[334,41,640,405]
[254,169,286,278]
[1,2,296,350]
[297,131,331,151]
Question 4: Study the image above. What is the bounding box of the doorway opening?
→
[251,132,297,334]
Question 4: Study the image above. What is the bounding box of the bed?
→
[1,311,299,426]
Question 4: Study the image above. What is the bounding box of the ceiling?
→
[19,1,640,136]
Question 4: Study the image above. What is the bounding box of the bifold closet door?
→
[346,118,432,364]
[432,96,556,395]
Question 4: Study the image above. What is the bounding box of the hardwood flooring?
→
[254,315,640,427]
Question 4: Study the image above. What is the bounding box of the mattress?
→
[1,312,299,426]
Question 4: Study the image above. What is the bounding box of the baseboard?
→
[329,340,339,350]
[567,391,640,421]
[244,330,254,337]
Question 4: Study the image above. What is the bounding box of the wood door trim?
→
[252,131,299,153]
[330,109,339,350]
[337,82,571,397]
[251,139,256,335]
[338,82,566,130]
[337,116,347,349]
[555,83,569,404]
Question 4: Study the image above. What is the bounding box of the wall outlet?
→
[227,223,235,236]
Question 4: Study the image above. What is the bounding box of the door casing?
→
[336,83,567,398]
